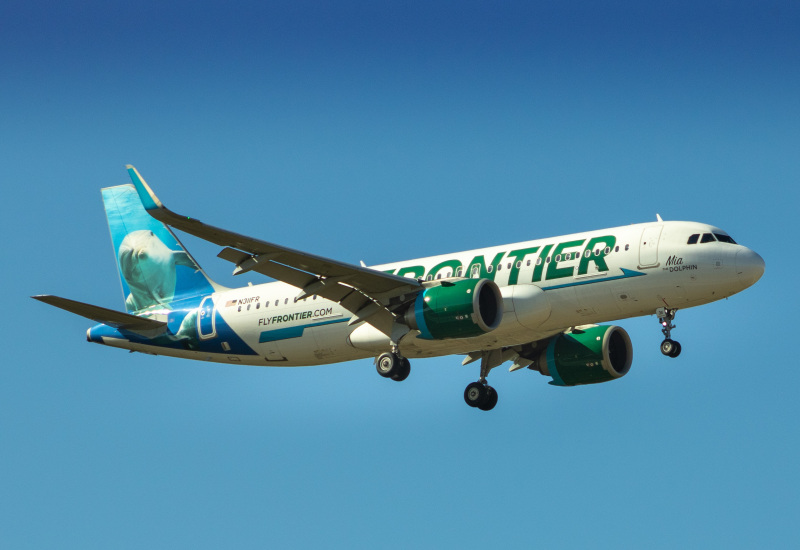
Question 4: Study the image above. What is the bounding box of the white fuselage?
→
[101,220,763,366]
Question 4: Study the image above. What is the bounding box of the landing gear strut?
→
[657,307,681,358]
[463,349,502,411]
[376,351,410,381]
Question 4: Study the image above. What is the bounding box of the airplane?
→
[34,166,765,411]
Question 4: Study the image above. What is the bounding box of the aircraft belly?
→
[98,337,269,366]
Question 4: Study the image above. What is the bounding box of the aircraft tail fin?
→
[102,183,221,313]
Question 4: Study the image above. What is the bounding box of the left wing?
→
[32,295,168,337]
[126,165,422,333]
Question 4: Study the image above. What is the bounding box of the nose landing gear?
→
[657,307,681,358]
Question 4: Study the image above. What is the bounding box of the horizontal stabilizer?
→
[32,295,168,335]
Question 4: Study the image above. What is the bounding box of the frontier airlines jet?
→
[35,166,765,411]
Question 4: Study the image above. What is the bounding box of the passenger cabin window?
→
[687,234,699,244]
[701,233,717,243]
[714,233,737,244]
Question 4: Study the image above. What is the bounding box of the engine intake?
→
[536,325,632,386]
[405,278,502,340]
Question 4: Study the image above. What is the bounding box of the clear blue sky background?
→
[2,1,797,548]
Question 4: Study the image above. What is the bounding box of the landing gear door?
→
[639,225,663,268]
[197,295,217,339]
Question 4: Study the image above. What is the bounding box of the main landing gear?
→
[376,351,410,382]
[657,307,681,358]
[464,382,498,411]
[463,349,503,411]
[375,348,500,411]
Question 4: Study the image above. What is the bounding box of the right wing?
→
[126,165,423,334]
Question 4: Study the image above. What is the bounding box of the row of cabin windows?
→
[687,233,737,245]
[237,294,318,312]
[424,244,631,281]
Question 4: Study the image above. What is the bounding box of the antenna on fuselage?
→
[656,214,663,222]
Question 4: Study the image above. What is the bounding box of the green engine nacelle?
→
[537,325,633,386]
[405,278,503,340]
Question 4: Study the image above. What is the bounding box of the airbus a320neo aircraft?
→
[35,166,765,411]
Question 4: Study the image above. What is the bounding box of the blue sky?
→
[2,1,798,548]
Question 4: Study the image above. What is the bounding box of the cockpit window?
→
[687,234,699,244]
[714,233,737,244]
[700,233,717,243]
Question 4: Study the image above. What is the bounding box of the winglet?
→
[126,164,164,213]
[125,165,197,227]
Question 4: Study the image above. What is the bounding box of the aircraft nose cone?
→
[736,248,765,287]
